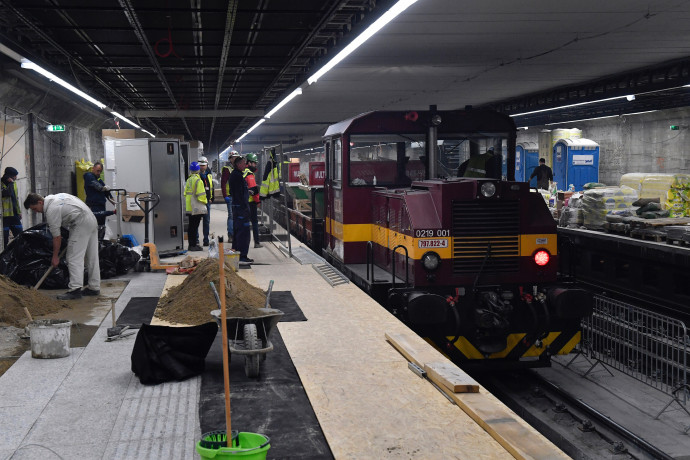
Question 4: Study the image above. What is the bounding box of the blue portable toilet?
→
[515,141,539,186]
[552,138,599,191]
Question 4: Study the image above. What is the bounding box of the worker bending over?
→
[24,192,100,300]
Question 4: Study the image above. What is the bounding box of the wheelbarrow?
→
[210,308,284,378]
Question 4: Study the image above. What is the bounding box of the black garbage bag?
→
[131,322,219,385]
[98,240,140,279]
[0,223,70,288]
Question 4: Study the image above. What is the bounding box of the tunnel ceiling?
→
[1,0,690,153]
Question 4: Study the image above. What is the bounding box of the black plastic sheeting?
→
[199,291,333,459]
[116,297,159,328]
[0,223,140,288]
[0,223,70,288]
[131,322,219,385]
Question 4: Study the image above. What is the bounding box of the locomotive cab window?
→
[439,134,508,180]
[348,134,426,186]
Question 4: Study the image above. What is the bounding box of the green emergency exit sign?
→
[46,124,65,132]
[670,125,681,130]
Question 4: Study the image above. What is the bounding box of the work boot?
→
[239,257,254,263]
[189,245,203,251]
[254,242,263,248]
[82,288,100,296]
[203,240,209,247]
[57,289,82,300]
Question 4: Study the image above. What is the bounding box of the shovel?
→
[25,248,67,321]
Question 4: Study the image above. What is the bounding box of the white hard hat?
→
[198,156,208,165]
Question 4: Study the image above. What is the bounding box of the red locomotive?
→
[303,108,591,368]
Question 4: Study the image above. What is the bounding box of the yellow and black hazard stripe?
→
[433,329,581,361]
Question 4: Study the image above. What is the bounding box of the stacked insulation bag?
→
[581,186,638,230]
[619,173,649,195]
[664,175,690,217]
[636,173,690,210]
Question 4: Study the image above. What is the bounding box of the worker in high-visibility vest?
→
[460,147,501,179]
[220,151,240,242]
[1,167,22,248]
[244,153,262,248]
[197,156,213,246]
[184,161,207,252]
[259,149,280,198]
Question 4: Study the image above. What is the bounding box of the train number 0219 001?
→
[415,229,450,238]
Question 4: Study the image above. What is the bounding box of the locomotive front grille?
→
[452,201,520,274]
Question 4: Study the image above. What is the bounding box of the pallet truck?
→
[133,192,179,272]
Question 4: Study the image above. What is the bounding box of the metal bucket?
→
[28,319,72,359]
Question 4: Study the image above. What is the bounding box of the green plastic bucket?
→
[196,432,270,459]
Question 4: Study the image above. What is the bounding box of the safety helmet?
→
[190,161,200,172]
[246,153,258,163]
[198,156,208,165]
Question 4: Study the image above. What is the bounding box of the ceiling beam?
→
[124,109,264,118]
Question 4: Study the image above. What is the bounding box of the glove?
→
[224,196,230,203]
[248,190,255,196]
[102,185,110,192]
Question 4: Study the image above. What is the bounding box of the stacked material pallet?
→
[581,186,637,230]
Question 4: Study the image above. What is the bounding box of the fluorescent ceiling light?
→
[245,118,266,134]
[307,0,418,84]
[621,110,658,116]
[142,129,155,138]
[265,88,302,118]
[236,133,248,142]
[626,94,635,101]
[110,111,141,129]
[545,115,618,126]
[21,59,107,110]
[511,95,631,117]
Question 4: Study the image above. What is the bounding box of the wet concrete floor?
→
[0,280,128,377]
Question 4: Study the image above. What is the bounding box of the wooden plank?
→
[385,331,426,367]
[386,331,567,459]
[450,391,570,460]
[424,361,479,393]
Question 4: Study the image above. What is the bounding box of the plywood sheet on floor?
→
[248,264,513,459]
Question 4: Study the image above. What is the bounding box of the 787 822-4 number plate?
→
[418,239,448,248]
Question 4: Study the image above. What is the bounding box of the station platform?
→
[0,204,567,459]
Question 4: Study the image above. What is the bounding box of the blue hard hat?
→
[190,161,200,171]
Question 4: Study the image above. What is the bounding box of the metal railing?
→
[567,294,689,421]
[260,197,290,254]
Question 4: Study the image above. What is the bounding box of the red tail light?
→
[534,250,550,266]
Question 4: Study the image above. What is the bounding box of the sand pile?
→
[155,258,266,325]
[0,275,70,327]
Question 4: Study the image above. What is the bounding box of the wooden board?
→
[450,391,570,460]
[386,331,567,460]
[384,332,426,367]
[424,361,479,393]
[627,216,690,228]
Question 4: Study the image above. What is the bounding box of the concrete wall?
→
[517,107,690,187]
[0,69,109,227]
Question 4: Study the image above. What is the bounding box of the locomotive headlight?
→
[480,182,496,197]
[422,251,441,271]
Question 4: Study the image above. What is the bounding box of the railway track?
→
[477,368,676,460]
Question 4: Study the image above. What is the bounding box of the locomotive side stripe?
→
[326,219,557,258]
